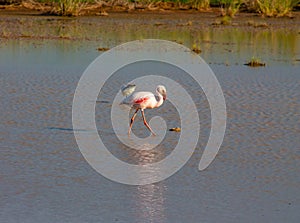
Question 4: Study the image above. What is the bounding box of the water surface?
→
[1,18,299,222]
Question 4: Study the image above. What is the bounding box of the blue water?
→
[1,23,300,222]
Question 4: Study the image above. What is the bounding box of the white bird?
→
[121,84,136,97]
[120,84,167,136]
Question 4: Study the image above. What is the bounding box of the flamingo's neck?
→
[155,91,164,108]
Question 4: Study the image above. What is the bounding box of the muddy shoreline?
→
[1,8,300,41]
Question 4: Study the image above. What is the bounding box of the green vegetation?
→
[244,56,266,67]
[220,0,242,17]
[256,0,299,17]
[190,0,210,10]
[7,0,300,16]
[220,15,231,24]
[56,0,86,16]
[191,43,201,53]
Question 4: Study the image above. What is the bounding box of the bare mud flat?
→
[1,7,300,40]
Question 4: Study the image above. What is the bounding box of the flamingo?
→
[120,84,167,136]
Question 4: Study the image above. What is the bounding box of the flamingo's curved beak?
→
[163,94,167,101]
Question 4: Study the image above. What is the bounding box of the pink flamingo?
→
[120,84,167,136]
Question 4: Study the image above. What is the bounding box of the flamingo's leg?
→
[128,109,139,135]
[141,110,156,136]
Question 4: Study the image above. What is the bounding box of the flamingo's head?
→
[157,85,167,101]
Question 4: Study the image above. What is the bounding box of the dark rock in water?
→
[244,61,266,67]
[169,127,181,132]
[244,58,266,67]
[97,47,110,51]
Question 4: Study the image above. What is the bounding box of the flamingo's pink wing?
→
[133,97,149,104]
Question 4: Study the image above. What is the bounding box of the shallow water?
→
[1,20,300,222]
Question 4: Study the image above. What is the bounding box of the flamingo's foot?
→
[151,132,157,137]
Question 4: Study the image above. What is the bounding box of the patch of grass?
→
[212,15,231,25]
[220,15,231,24]
[191,43,201,53]
[14,0,300,16]
[244,56,266,67]
[256,0,299,17]
[190,0,210,10]
[55,0,87,16]
[220,0,242,17]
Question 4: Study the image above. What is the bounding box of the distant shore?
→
[1,1,300,41]
[0,0,299,17]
